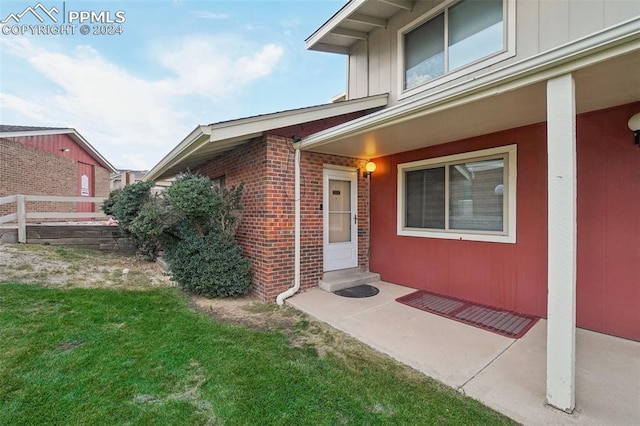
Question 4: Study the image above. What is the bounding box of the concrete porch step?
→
[319,268,381,293]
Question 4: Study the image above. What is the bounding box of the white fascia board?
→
[306,0,368,50]
[144,125,211,182]
[1,128,117,172]
[66,130,117,173]
[311,43,351,55]
[301,17,640,151]
[209,94,388,142]
[145,94,388,182]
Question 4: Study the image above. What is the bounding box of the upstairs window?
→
[403,0,505,91]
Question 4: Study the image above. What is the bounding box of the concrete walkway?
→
[287,281,640,425]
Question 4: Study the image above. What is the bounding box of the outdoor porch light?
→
[60,148,70,152]
[363,161,377,178]
[628,112,640,146]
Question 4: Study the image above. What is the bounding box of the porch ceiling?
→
[305,50,640,160]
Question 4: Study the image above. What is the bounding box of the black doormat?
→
[396,290,539,339]
[334,284,380,298]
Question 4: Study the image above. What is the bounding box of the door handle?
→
[353,214,357,224]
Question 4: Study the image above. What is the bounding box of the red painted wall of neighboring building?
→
[370,123,549,317]
[10,133,103,167]
[370,102,640,341]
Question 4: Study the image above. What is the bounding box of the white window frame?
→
[398,0,516,100]
[397,144,517,243]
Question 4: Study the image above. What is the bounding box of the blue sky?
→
[0,0,346,170]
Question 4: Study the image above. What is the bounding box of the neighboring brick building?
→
[145,96,387,301]
[0,125,116,219]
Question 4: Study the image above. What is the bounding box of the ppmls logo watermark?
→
[1,2,126,36]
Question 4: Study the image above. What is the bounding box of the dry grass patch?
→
[0,244,171,290]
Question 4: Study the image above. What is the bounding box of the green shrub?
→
[103,173,251,297]
[103,181,154,228]
[164,230,251,298]
[101,188,121,217]
[167,174,219,225]
[102,181,157,258]
[128,199,167,259]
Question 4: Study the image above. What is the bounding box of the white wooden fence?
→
[0,195,107,243]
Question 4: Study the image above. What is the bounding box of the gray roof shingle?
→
[0,125,68,133]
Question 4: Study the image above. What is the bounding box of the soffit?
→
[307,0,413,54]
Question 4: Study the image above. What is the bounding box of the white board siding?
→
[569,0,604,40]
[604,0,640,27]
[348,41,369,99]
[348,0,640,105]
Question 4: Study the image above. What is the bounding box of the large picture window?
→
[402,0,510,92]
[397,145,516,243]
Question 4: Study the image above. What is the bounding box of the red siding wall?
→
[198,134,370,302]
[370,102,640,341]
[10,133,103,167]
[370,123,549,317]
[576,103,640,341]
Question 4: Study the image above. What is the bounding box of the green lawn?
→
[0,283,516,425]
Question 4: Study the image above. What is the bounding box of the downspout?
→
[276,147,301,305]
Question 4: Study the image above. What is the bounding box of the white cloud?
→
[0,36,285,169]
[156,36,284,96]
[0,93,49,122]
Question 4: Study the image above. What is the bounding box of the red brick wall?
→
[94,167,110,198]
[198,137,270,299]
[299,151,370,291]
[0,137,110,220]
[197,134,370,302]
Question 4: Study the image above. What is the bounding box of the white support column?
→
[546,73,577,413]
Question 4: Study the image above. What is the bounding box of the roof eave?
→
[145,94,389,182]
[144,125,212,182]
[305,0,367,53]
[0,128,117,173]
[300,17,640,152]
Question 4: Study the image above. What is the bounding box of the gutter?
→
[276,147,301,305]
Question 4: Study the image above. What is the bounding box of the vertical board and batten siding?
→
[370,123,549,318]
[77,162,95,213]
[575,103,640,341]
[9,134,104,167]
[348,41,369,99]
[369,103,640,341]
[348,0,640,104]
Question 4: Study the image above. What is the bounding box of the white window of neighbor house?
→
[400,0,514,96]
[397,145,516,243]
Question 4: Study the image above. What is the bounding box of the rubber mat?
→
[334,284,380,298]
[396,290,539,338]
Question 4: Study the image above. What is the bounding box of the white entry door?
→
[323,167,358,271]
